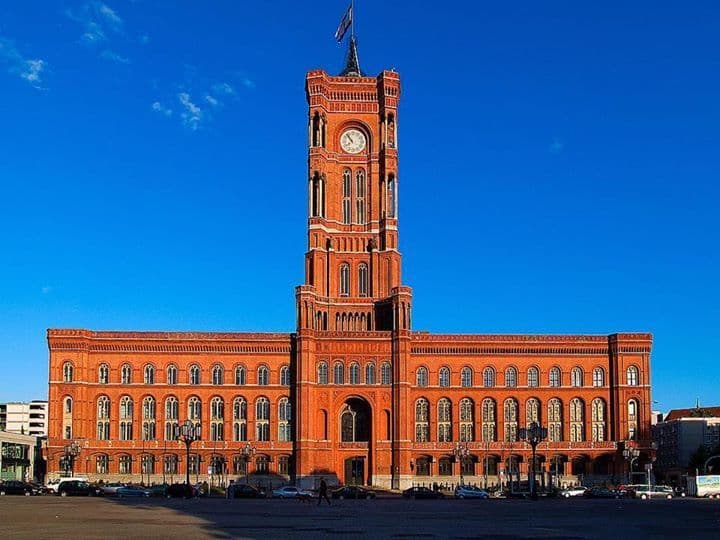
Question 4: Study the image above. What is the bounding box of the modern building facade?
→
[0,401,48,437]
[0,431,42,482]
[46,43,654,489]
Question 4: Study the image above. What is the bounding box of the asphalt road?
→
[1,496,719,539]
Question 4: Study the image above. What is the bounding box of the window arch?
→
[481,399,496,442]
[592,367,604,387]
[257,365,269,386]
[234,365,246,385]
[461,367,473,388]
[189,365,200,385]
[548,398,563,441]
[365,363,376,384]
[381,362,392,385]
[339,263,350,296]
[119,396,133,441]
[415,398,429,442]
[280,365,290,386]
[144,364,155,385]
[503,399,518,442]
[349,362,360,384]
[62,362,74,382]
[526,398,540,426]
[483,367,495,388]
[98,364,109,384]
[96,454,109,475]
[210,397,224,441]
[527,367,539,388]
[142,396,156,441]
[628,399,639,440]
[549,367,561,387]
[121,364,132,384]
[278,397,292,442]
[342,168,352,224]
[387,174,396,218]
[164,397,179,440]
[627,366,639,386]
[438,398,452,442]
[439,367,450,387]
[356,169,366,224]
[187,397,201,424]
[571,367,583,387]
[166,364,178,385]
[62,396,73,439]
[416,366,428,387]
[358,263,368,297]
[570,398,585,442]
[505,367,517,388]
[591,398,606,442]
[333,362,345,384]
[233,397,247,441]
[317,361,328,384]
[255,397,270,441]
[97,396,110,440]
[460,398,474,441]
[212,365,224,385]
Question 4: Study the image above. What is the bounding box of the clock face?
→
[340,129,367,154]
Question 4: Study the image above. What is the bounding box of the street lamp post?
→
[241,442,256,485]
[453,442,470,486]
[623,445,640,484]
[175,420,201,496]
[61,441,81,477]
[519,422,548,500]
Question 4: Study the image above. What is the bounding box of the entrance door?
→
[344,457,365,485]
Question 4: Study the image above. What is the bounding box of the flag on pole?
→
[334,4,353,42]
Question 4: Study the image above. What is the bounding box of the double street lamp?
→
[453,442,470,486]
[175,420,201,496]
[519,422,548,500]
[61,441,81,477]
[623,445,640,484]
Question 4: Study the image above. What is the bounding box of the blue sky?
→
[1,1,718,411]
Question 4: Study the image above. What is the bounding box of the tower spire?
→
[340,36,363,77]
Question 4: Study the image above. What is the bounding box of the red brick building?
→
[47,43,654,490]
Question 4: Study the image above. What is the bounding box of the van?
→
[45,477,89,494]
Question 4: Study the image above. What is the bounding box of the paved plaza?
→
[1,496,720,539]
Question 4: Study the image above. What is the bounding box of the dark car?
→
[332,485,376,499]
[402,486,444,499]
[149,484,169,497]
[56,480,92,497]
[0,480,40,496]
[584,487,621,499]
[166,483,196,498]
[231,483,265,499]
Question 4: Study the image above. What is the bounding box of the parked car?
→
[583,487,621,499]
[272,486,314,499]
[166,483,197,498]
[230,483,265,499]
[117,486,152,498]
[0,480,41,496]
[56,480,92,497]
[402,486,445,499]
[45,477,89,494]
[331,485,376,499]
[98,483,127,497]
[560,486,587,498]
[633,485,674,500]
[149,484,169,497]
[454,485,490,499]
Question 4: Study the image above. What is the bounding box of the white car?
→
[44,477,89,494]
[560,487,586,498]
[271,486,313,499]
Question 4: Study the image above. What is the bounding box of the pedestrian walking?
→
[317,478,331,506]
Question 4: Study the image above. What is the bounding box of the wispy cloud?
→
[205,95,219,107]
[549,137,565,154]
[0,37,47,89]
[67,2,136,63]
[178,93,202,130]
[151,101,172,117]
[212,82,235,96]
[100,50,129,64]
[41,286,52,295]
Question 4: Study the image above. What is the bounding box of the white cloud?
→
[549,137,565,154]
[241,77,255,89]
[152,101,172,117]
[68,2,132,62]
[97,3,123,30]
[178,93,202,130]
[0,37,46,88]
[100,50,129,64]
[212,82,235,96]
[205,95,219,107]
[41,286,52,294]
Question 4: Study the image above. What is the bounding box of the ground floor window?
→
[415,457,430,476]
[164,454,178,475]
[255,455,269,475]
[278,456,290,476]
[438,457,452,476]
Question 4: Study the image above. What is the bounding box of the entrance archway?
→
[340,398,371,442]
[339,397,372,486]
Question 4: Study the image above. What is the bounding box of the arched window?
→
[571,367,583,387]
[381,362,392,385]
[358,263,368,297]
[570,398,585,442]
[339,263,350,296]
[549,367,561,387]
[144,364,155,385]
[415,398,430,442]
[527,367,539,388]
[503,399,518,442]
[356,169,366,224]
[212,365,223,385]
[280,366,290,386]
[349,362,360,384]
[628,399,639,440]
[257,365,269,386]
[460,398,474,442]
[255,397,270,441]
[210,397,224,441]
[96,454,109,474]
[505,367,517,388]
[548,398,563,441]
[342,169,352,223]
[333,362,345,384]
[121,364,132,384]
[592,367,604,387]
[235,366,246,385]
[166,364,178,385]
[416,367,428,387]
[387,174,396,218]
[97,396,110,440]
[591,398,606,442]
[164,454,179,475]
[98,364,109,384]
[439,367,450,387]
[526,398,540,426]
[461,367,473,388]
[317,362,328,384]
[233,397,247,441]
[187,397,201,423]
[481,399,496,442]
[119,396,133,441]
[119,454,132,475]
[438,398,452,442]
[164,397,179,440]
[142,397,156,441]
[64,396,72,414]
[189,365,200,385]
[278,397,292,441]
[62,396,73,439]
[627,366,639,386]
[63,362,74,382]
[365,363,376,384]
[483,367,495,388]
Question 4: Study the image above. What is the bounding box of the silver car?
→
[271,486,313,499]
